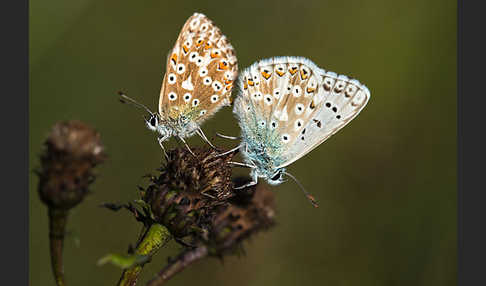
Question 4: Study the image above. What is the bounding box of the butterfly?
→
[120,12,238,156]
[229,56,370,206]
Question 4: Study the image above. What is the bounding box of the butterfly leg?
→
[157,136,170,161]
[228,161,256,168]
[177,136,196,156]
[196,127,216,149]
[215,144,241,157]
[215,133,240,140]
[234,173,258,190]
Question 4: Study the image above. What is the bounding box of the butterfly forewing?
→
[234,57,370,169]
[159,13,238,123]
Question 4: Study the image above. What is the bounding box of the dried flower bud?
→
[38,120,106,210]
[143,147,236,238]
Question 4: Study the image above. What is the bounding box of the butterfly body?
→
[238,115,287,185]
[233,56,370,188]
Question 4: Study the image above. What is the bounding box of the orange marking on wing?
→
[225,84,233,91]
[306,87,316,93]
[276,70,285,77]
[310,101,316,109]
[170,54,177,65]
[196,39,204,47]
[218,61,229,70]
[210,51,220,58]
[300,70,309,80]
[204,42,212,50]
[243,83,248,90]
[289,67,298,75]
[182,45,189,54]
[261,71,271,79]
[247,79,254,86]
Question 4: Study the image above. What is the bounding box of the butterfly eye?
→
[183,93,192,102]
[210,95,219,103]
[271,171,282,181]
[192,99,200,107]
[150,116,157,127]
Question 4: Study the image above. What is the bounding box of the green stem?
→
[48,208,69,286]
[117,224,171,286]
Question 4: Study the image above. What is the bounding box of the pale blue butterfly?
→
[225,57,370,206]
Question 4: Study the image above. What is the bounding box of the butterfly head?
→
[145,113,170,138]
[267,168,286,185]
[250,167,286,186]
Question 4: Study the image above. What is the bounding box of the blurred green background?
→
[29,0,456,285]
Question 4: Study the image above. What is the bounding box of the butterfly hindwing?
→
[159,13,238,124]
[234,57,370,169]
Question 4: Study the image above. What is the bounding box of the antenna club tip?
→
[306,194,319,208]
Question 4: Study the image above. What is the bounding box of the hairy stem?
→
[146,246,209,286]
[48,208,69,286]
[117,224,172,286]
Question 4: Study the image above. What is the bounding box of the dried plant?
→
[36,120,106,286]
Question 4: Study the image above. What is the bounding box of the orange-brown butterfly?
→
[120,12,238,155]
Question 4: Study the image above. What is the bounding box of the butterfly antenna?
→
[283,171,319,208]
[118,91,154,115]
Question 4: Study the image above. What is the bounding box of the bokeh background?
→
[29,0,456,285]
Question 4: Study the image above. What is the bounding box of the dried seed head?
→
[143,147,236,238]
[38,120,106,210]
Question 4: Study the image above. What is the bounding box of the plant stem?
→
[117,224,172,286]
[48,208,69,286]
[146,246,209,286]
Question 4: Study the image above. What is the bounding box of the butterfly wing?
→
[234,57,370,169]
[159,13,238,125]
